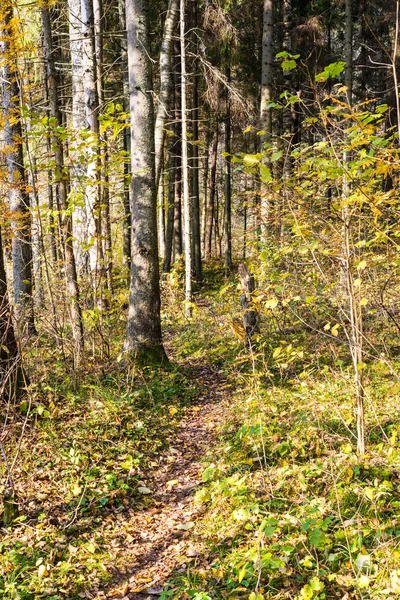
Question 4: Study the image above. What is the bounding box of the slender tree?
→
[180,0,192,316]
[124,0,167,365]
[260,0,273,241]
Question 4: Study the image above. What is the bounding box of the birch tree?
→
[68,0,87,273]
[260,0,273,241]
[180,0,192,316]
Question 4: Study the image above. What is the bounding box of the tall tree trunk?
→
[81,0,101,281]
[163,135,176,273]
[224,62,232,275]
[118,0,132,272]
[190,0,202,285]
[345,0,353,105]
[124,0,167,365]
[173,50,183,261]
[154,0,179,189]
[260,0,273,241]
[68,0,87,273]
[201,126,211,255]
[94,0,113,295]
[0,1,35,334]
[42,4,84,353]
[180,0,192,316]
[205,126,218,260]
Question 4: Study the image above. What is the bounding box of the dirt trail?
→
[100,363,230,600]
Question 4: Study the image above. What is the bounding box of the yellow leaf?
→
[169,406,178,415]
[360,298,368,306]
[358,575,370,588]
[38,564,49,578]
[358,260,367,270]
[265,297,278,309]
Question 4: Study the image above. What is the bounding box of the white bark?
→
[68,0,88,272]
[81,0,100,275]
[180,0,192,317]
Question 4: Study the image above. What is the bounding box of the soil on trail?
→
[100,363,231,600]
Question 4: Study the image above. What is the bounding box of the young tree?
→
[124,0,167,365]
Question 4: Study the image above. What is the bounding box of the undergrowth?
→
[1,263,400,600]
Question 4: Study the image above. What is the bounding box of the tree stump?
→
[238,263,259,339]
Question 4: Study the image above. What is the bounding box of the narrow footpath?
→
[100,363,232,600]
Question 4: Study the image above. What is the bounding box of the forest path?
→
[102,360,232,600]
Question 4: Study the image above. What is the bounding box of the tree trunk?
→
[163,136,176,273]
[81,0,101,279]
[68,0,88,273]
[190,0,202,285]
[42,5,84,354]
[124,0,167,365]
[0,228,23,402]
[0,1,35,335]
[118,0,132,272]
[224,63,232,275]
[94,0,113,295]
[180,0,192,316]
[173,51,183,261]
[260,0,273,241]
[154,0,179,189]
[205,126,218,259]
[345,0,353,105]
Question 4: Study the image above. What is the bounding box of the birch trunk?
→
[260,0,273,241]
[180,0,192,316]
[68,0,87,273]
[81,0,101,278]
[190,0,202,285]
[124,0,167,365]
[154,0,179,189]
[118,0,132,271]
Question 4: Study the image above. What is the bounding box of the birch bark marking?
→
[81,0,101,277]
[180,0,192,316]
[124,0,167,365]
[68,0,87,273]
[0,1,35,334]
[260,0,273,241]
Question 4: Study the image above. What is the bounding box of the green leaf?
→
[315,61,346,82]
[259,163,272,182]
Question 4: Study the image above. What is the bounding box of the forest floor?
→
[2,263,400,600]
